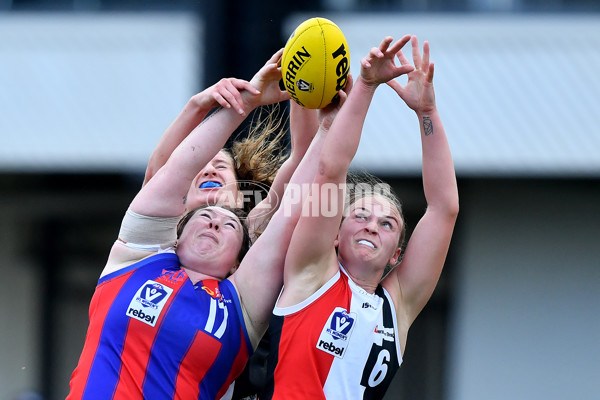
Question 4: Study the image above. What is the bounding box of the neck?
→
[181,266,224,285]
[338,258,382,294]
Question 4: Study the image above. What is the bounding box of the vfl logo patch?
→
[316,307,356,358]
[126,280,173,327]
[296,79,314,93]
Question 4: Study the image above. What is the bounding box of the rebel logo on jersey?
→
[316,307,356,358]
[126,280,174,327]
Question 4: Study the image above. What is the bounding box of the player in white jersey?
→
[262,35,459,399]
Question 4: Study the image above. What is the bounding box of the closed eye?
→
[225,221,237,229]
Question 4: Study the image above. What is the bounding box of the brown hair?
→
[177,205,251,264]
[230,104,289,214]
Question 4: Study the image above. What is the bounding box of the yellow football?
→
[282,17,350,109]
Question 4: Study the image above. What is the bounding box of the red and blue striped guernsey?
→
[67,252,252,400]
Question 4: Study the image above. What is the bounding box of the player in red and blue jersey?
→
[68,250,253,399]
[67,48,348,400]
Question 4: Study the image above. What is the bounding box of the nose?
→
[209,221,220,231]
[364,220,378,234]
[203,165,217,176]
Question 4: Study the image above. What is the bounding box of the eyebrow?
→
[225,217,241,229]
[355,206,400,225]
[212,155,232,165]
[383,215,400,225]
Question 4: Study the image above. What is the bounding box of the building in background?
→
[0,1,598,400]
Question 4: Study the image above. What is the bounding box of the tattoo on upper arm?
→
[423,116,433,136]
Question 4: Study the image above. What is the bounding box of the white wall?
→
[0,13,201,173]
[3,13,600,176]
[285,14,600,177]
[448,181,600,400]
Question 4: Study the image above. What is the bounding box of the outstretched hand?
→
[387,36,436,114]
[248,48,291,108]
[192,77,259,116]
[360,35,414,88]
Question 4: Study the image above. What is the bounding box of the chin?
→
[354,246,376,257]
[201,191,239,208]
[186,193,217,210]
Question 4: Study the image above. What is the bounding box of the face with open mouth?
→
[176,206,245,279]
[186,150,240,210]
[337,195,403,270]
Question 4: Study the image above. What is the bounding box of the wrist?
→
[189,93,209,111]
[315,124,330,140]
[416,106,437,119]
[355,76,379,95]
[240,91,259,113]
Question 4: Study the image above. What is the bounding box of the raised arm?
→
[231,81,352,347]
[382,36,459,325]
[130,49,289,218]
[143,78,259,186]
[246,100,319,240]
[103,50,289,275]
[278,35,415,307]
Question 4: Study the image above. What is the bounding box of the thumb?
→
[386,80,403,97]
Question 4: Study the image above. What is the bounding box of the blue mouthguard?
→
[200,181,222,189]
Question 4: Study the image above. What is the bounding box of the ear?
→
[333,233,340,248]
[389,247,402,266]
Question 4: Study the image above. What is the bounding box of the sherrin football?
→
[282,17,350,109]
